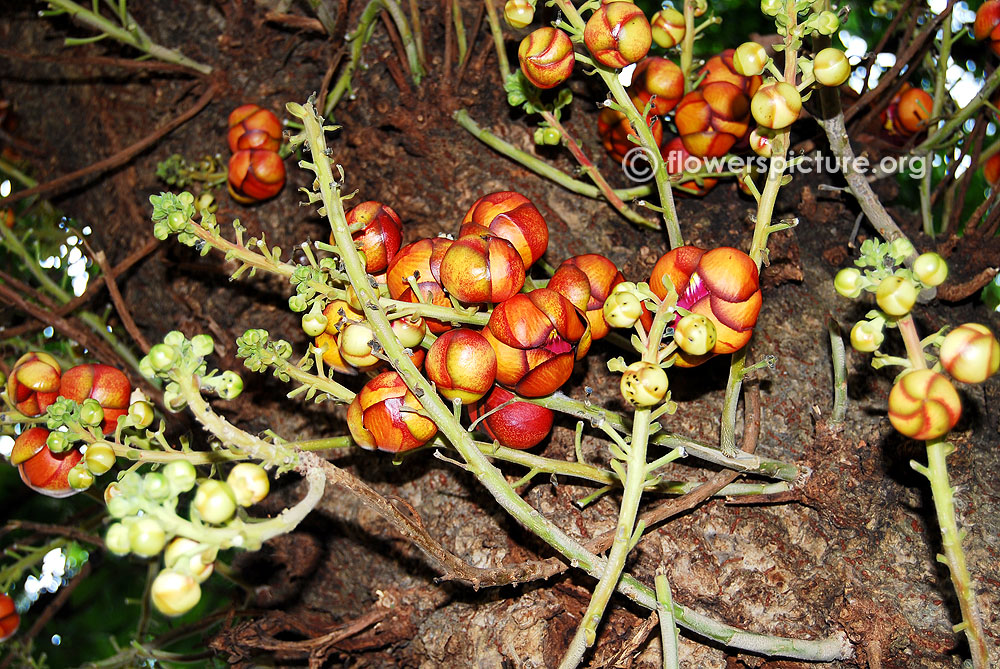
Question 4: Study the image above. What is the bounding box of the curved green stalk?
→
[44,0,212,74]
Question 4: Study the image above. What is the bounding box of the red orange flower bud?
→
[888,369,961,440]
[984,152,1000,186]
[227,104,282,153]
[650,246,762,367]
[341,201,403,274]
[650,9,684,48]
[484,289,589,396]
[228,149,286,203]
[750,81,801,130]
[13,427,83,498]
[426,329,497,404]
[629,57,684,115]
[675,83,751,157]
[584,2,652,69]
[58,363,131,434]
[974,0,1000,55]
[6,351,61,416]
[895,88,933,134]
[597,107,664,163]
[460,191,548,269]
[347,371,437,452]
[0,593,18,642]
[549,254,624,340]
[518,27,575,89]
[468,385,553,449]
[439,234,526,304]
[939,323,1000,384]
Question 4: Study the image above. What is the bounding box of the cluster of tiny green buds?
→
[45,396,81,430]
[533,126,561,146]
[804,10,840,36]
[150,192,197,240]
[236,328,294,379]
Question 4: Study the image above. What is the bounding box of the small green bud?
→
[68,464,95,490]
[84,443,116,476]
[143,472,172,502]
[129,517,167,557]
[79,399,105,428]
[128,400,155,429]
[217,371,244,400]
[105,523,131,555]
[164,460,198,495]
[46,430,71,454]
[834,267,865,299]
[288,295,308,312]
[148,344,179,372]
[190,334,214,357]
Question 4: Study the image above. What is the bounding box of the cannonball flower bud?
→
[340,201,403,274]
[584,2,652,69]
[6,351,61,416]
[227,104,282,153]
[751,81,801,130]
[975,0,1000,56]
[939,323,1000,384]
[700,50,762,97]
[484,289,589,397]
[228,149,285,204]
[650,246,762,367]
[0,594,19,643]
[875,275,917,316]
[391,315,426,349]
[128,399,155,429]
[193,479,238,524]
[603,286,644,329]
[549,254,625,341]
[813,48,851,87]
[888,369,961,440]
[597,107,664,162]
[439,234,526,304]
[620,361,669,407]
[912,252,948,287]
[468,385,553,449]
[628,57,685,116]
[386,237,454,333]
[460,191,548,269]
[347,371,437,452]
[896,88,933,134]
[518,27,575,89]
[143,472,172,501]
[164,460,198,495]
[749,126,775,158]
[733,42,767,77]
[850,319,885,353]
[812,10,840,35]
[129,517,167,558]
[84,442,116,476]
[67,464,94,490]
[105,523,131,555]
[339,322,381,369]
[504,0,534,28]
[674,313,718,356]
[164,538,216,583]
[59,363,131,435]
[650,9,685,48]
[151,569,202,617]
[426,329,497,404]
[834,267,865,298]
[12,427,83,498]
[302,311,328,337]
[760,0,782,16]
[675,83,752,158]
[227,462,270,506]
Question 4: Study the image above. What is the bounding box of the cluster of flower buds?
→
[103,459,270,617]
[317,185,765,452]
[4,353,139,497]
[834,239,1000,441]
[226,104,285,204]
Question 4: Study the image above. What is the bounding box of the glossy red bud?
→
[468,385,553,449]
[228,149,286,203]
